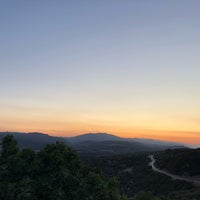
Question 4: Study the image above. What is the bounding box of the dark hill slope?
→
[156,148,200,176]
[0,132,66,151]
[67,133,184,155]
[71,140,182,156]
[0,135,126,200]
[68,133,121,143]
[0,132,184,154]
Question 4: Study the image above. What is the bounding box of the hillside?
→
[0,135,198,200]
[0,132,184,155]
[67,133,185,155]
[0,135,126,200]
[72,140,176,156]
[156,148,200,176]
[83,153,193,198]
[67,133,183,147]
[0,132,66,151]
[68,132,121,143]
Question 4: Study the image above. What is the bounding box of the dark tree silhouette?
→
[0,136,127,200]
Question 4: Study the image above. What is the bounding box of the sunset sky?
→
[0,1,200,145]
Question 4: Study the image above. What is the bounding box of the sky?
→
[0,1,200,145]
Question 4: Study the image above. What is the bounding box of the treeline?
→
[0,135,127,200]
[83,153,193,198]
[0,135,198,200]
[0,135,166,200]
[156,148,200,176]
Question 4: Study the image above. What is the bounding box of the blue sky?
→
[0,1,200,144]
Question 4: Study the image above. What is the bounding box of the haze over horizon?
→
[0,1,200,145]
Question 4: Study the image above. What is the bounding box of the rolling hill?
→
[0,132,66,151]
[0,132,184,154]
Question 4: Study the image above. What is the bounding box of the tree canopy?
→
[0,135,127,200]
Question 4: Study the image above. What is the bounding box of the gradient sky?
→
[0,1,200,145]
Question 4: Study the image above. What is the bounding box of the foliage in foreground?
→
[0,135,127,200]
[1,135,198,200]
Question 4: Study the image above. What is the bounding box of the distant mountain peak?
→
[82,132,120,137]
[28,132,50,136]
[68,132,121,143]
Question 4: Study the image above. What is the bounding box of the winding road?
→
[148,155,200,187]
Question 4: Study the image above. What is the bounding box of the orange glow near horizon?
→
[1,1,200,149]
[0,124,200,146]
[0,104,200,146]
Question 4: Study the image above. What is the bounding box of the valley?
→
[0,132,199,199]
[149,155,200,187]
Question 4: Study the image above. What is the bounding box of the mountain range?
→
[0,132,185,154]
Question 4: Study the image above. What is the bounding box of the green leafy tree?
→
[1,135,19,159]
[0,136,127,200]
